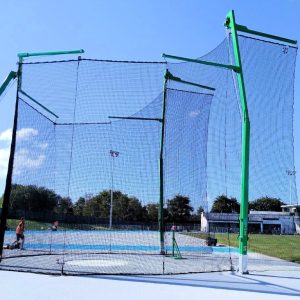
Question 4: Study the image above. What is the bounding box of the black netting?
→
[164,88,213,212]
[0,33,298,275]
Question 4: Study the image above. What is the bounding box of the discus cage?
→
[0,10,299,275]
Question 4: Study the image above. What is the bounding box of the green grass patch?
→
[7,219,51,230]
[188,232,300,263]
[6,219,113,231]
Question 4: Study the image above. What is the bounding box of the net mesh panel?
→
[168,35,299,271]
[1,34,299,274]
[164,88,213,213]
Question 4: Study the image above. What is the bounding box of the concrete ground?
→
[1,269,300,300]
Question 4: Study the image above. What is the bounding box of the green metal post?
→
[0,71,17,97]
[225,10,250,274]
[17,49,84,59]
[159,70,168,254]
[172,230,175,256]
[18,57,23,89]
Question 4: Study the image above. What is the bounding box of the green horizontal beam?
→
[235,24,297,45]
[166,70,215,91]
[18,49,84,59]
[0,71,17,97]
[108,116,162,122]
[19,90,59,119]
[162,53,240,72]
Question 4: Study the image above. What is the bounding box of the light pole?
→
[109,150,119,229]
[286,170,296,205]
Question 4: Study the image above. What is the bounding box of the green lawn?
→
[6,219,51,230]
[6,219,111,231]
[188,232,300,263]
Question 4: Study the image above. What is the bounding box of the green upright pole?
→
[225,10,250,274]
[159,70,168,254]
[0,60,22,260]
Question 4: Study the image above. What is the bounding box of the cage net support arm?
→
[0,71,17,98]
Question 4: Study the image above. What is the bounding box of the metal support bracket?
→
[165,70,215,91]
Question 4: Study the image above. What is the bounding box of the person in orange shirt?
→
[16,217,25,250]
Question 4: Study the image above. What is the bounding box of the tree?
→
[123,197,147,221]
[189,206,204,222]
[249,197,285,212]
[83,190,110,218]
[9,184,60,212]
[73,197,86,216]
[145,203,158,222]
[197,206,204,215]
[211,195,240,213]
[166,194,193,222]
[83,190,146,221]
[55,197,74,214]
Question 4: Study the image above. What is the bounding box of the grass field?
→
[188,232,300,263]
[6,219,50,230]
[6,219,107,231]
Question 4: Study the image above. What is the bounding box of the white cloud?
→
[0,128,45,178]
[0,147,46,178]
[13,149,46,175]
[189,110,201,117]
[0,128,38,144]
[0,129,12,142]
[17,128,38,140]
[38,143,48,150]
[0,147,10,179]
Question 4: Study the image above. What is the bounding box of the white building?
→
[201,210,300,234]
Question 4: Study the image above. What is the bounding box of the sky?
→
[0,0,299,203]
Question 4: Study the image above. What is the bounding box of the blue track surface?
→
[5,230,239,253]
[23,243,238,253]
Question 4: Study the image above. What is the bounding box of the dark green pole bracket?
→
[162,53,240,72]
[225,9,250,275]
[19,90,59,119]
[224,20,297,45]
[108,116,162,122]
[165,70,215,91]
[0,71,17,97]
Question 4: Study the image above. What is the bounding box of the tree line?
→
[0,184,200,223]
[210,195,285,213]
[0,185,285,223]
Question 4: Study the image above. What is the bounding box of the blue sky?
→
[0,0,299,203]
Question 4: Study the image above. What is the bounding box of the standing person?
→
[51,221,59,231]
[171,223,176,232]
[16,217,25,250]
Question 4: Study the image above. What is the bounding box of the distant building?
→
[201,210,300,234]
[281,204,300,213]
[281,204,300,233]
